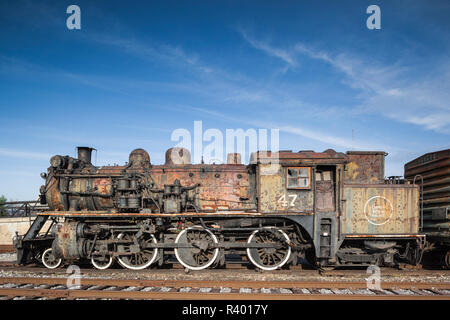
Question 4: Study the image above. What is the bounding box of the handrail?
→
[0,199,49,218]
[413,174,424,231]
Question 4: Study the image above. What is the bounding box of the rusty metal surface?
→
[344,151,386,184]
[53,222,81,260]
[227,153,242,164]
[165,147,191,165]
[150,164,254,211]
[405,149,450,174]
[404,149,450,241]
[46,177,114,211]
[316,168,336,212]
[129,148,151,168]
[404,149,449,208]
[76,147,95,165]
[42,147,419,223]
[250,149,348,165]
[38,211,264,217]
[14,146,431,270]
[258,164,314,213]
[45,163,255,212]
[342,185,419,235]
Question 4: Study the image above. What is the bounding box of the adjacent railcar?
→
[404,149,450,268]
[14,146,424,270]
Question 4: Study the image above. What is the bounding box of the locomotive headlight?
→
[40,172,47,179]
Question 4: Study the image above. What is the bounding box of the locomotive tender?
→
[14,146,424,270]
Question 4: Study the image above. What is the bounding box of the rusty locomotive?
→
[14,146,425,270]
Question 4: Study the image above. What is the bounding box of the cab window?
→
[286,167,311,189]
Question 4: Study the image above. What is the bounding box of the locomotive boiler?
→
[14,146,425,271]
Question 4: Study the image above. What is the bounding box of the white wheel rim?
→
[174,226,219,271]
[246,227,291,271]
[116,233,158,270]
[42,248,62,269]
[91,255,113,270]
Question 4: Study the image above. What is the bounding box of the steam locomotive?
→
[14,146,425,270]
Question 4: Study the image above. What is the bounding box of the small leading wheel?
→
[91,255,113,270]
[247,227,292,271]
[116,233,158,270]
[174,226,219,270]
[42,248,62,269]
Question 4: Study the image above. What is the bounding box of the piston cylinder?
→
[52,222,88,260]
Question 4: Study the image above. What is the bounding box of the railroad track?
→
[0,277,449,300]
[0,260,448,278]
[0,245,14,254]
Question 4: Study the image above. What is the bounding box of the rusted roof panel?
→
[250,149,348,163]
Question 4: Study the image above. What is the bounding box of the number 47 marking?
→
[277,194,297,208]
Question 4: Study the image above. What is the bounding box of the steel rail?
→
[1,261,449,276]
[0,288,448,300]
[0,277,449,290]
[0,277,449,300]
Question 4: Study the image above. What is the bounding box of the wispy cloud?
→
[93,35,216,75]
[1,31,444,164]
[239,31,450,133]
[293,44,450,126]
[0,148,50,160]
[184,106,387,151]
[0,170,40,177]
[238,29,297,67]
[277,125,375,150]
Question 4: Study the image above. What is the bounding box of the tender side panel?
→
[342,185,419,234]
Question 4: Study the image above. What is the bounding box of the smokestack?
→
[77,147,95,164]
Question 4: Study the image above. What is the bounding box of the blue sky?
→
[0,0,449,200]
